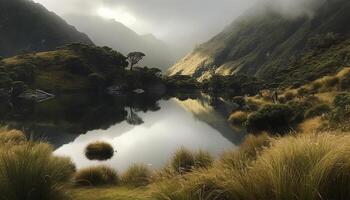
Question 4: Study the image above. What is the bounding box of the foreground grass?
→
[71,187,153,200]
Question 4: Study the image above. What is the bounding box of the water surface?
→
[2,93,246,172]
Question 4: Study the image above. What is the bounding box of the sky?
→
[33,0,258,47]
[32,0,321,51]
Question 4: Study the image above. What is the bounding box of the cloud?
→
[33,0,256,48]
[32,0,324,51]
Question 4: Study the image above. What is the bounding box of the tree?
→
[127,52,145,71]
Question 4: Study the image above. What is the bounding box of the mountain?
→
[65,15,178,71]
[0,0,92,58]
[169,0,350,86]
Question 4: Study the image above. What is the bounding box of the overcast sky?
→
[32,0,321,50]
[33,0,259,47]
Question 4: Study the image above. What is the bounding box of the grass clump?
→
[170,148,214,174]
[153,133,350,200]
[85,141,114,161]
[0,129,26,145]
[171,148,195,173]
[75,166,119,186]
[229,111,248,126]
[0,142,75,200]
[194,150,214,169]
[121,164,152,187]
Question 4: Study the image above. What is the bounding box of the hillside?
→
[65,15,178,71]
[169,0,350,86]
[1,44,127,92]
[0,0,92,58]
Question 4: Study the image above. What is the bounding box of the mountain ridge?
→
[0,0,93,57]
[65,15,178,71]
[169,0,350,86]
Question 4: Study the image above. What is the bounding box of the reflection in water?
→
[1,93,246,172]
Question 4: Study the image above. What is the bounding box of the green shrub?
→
[121,164,152,187]
[329,93,350,123]
[333,93,350,108]
[340,75,350,90]
[247,104,294,133]
[0,142,75,200]
[287,98,315,123]
[304,104,331,119]
[171,148,195,173]
[85,141,114,161]
[194,150,213,169]
[74,166,118,186]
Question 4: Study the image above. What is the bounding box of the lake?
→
[1,93,246,172]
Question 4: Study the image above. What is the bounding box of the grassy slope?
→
[71,187,153,200]
[169,0,350,86]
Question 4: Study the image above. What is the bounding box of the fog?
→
[32,0,325,67]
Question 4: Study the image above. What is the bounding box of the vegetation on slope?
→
[0,43,163,93]
[170,0,350,87]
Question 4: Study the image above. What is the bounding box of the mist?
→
[31,0,327,69]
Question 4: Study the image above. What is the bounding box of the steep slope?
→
[170,0,350,86]
[65,15,177,71]
[0,0,92,58]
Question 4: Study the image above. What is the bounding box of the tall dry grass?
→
[153,133,350,200]
[0,142,75,200]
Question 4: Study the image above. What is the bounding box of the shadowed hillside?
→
[0,0,92,57]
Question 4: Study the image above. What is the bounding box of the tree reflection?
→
[0,93,163,135]
[126,106,144,125]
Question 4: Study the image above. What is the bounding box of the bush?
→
[85,141,114,161]
[229,111,248,126]
[0,142,75,200]
[74,166,118,186]
[194,150,213,169]
[333,93,350,108]
[121,164,152,187]
[287,98,316,123]
[246,104,294,133]
[304,104,331,119]
[329,93,350,123]
[340,75,350,90]
[171,148,195,173]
